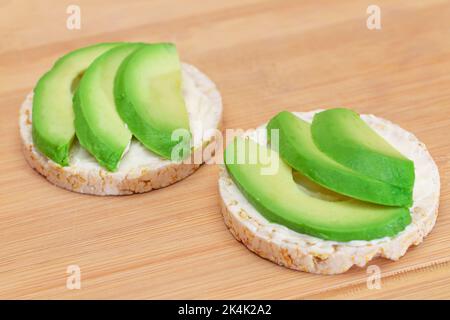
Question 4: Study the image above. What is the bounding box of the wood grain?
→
[308,261,450,299]
[0,0,449,299]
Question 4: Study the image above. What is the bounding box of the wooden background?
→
[1,0,449,299]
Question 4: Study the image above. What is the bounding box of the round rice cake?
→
[219,111,440,274]
[20,63,222,195]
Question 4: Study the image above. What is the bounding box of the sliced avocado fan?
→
[311,108,415,191]
[114,43,191,161]
[267,111,413,206]
[74,43,145,171]
[224,137,411,242]
[32,43,121,166]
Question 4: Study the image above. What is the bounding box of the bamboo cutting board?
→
[0,0,449,299]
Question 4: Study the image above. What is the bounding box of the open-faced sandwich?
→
[20,42,222,195]
[219,109,440,274]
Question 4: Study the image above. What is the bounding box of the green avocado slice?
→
[311,108,415,190]
[32,43,121,166]
[114,43,190,160]
[74,43,145,171]
[267,111,412,206]
[224,137,411,242]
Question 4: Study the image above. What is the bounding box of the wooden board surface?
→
[1,0,449,299]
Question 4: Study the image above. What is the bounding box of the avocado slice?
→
[311,108,415,190]
[224,137,411,242]
[32,43,120,166]
[74,43,144,171]
[114,43,190,160]
[267,111,412,206]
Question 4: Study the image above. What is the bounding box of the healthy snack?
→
[219,110,440,274]
[114,43,191,160]
[311,108,415,190]
[32,43,120,166]
[267,111,412,206]
[225,137,411,241]
[21,43,222,195]
[74,43,144,171]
